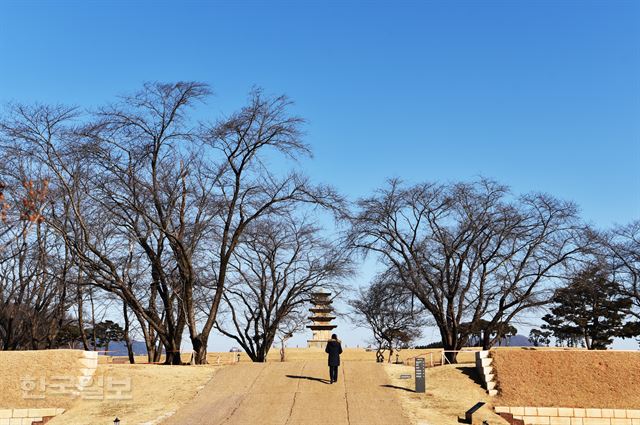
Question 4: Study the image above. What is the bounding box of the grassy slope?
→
[492,349,640,408]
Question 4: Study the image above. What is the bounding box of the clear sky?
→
[1,1,639,350]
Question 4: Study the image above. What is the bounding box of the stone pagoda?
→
[307,290,337,349]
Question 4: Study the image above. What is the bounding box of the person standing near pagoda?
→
[325,334,343,383]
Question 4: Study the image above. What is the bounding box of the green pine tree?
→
[542,265,637,349]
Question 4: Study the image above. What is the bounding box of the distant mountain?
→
[495,334,533,347]
[97,340,151,356]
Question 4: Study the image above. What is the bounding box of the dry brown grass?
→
[111,347,481,365]
[47,363,218,425]
[383,363,509,425]
[0,349,84,409]
[492,349,640,408]
[15,346,636,425]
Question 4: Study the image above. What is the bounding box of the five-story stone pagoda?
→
[307,290,337,348]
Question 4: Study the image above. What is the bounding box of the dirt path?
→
[162,360,412,425]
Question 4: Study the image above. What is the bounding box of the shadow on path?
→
[285,375,331,384]
[380,384,415,393]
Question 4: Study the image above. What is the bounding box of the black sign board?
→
[415,357,425,393]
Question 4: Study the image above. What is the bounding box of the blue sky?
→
[1,1,639,350]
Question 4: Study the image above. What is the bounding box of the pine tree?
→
[528,329,552,347]
[542,265,638,349]
[86,320,126,352]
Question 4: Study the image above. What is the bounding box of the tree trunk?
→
[441,329,460,364]
[122,302,135,364]
[443,349,458,364]
[76,284,90,351]
[163,341,182,365]
[191,333,209,364]
[2,317,14,350]
[254,345,268,363]
[164,350,182,365]
[163,334,183,365]
[133,311,156,363]
[89,289,97,350]
[481,330,492,350]
[153,343,162,363]
[191,333,208,365]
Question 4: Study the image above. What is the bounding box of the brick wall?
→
[0,408,64,425]
[495,406,640,425]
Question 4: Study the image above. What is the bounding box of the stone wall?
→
[0,408,65,425]
[495,406,640,425]
[475,350,497,396]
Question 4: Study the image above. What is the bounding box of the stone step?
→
[78,357,98,368]
[78,368,96,377]
[478,357,493,367]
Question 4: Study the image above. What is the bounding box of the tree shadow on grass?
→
[380,384,415,393]
[285,375,331,384]
[458,366,484,387]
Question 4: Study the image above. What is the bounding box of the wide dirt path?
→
[162,360,412,425]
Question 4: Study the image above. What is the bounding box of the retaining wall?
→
[495,406,640,425]
[0,408,65,425]
[475,350,497,396]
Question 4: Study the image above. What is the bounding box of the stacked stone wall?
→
[495,406,640,425]
[475,350,497,396]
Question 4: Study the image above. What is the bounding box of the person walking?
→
[325,334,343,384]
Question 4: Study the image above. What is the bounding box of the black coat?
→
[325,339,343,366]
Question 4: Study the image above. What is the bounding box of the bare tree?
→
[0,200,71,350]
[277,313,306,362]
[186,90,343,363]
[215,216,351,362]
[608,220,640,319]
[0,83,343,364]
[0,92,208,363]
[349,275,426,362]
[348,179,584,362]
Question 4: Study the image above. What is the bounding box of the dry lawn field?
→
[13,347,636,425]
[383,362,509,425]
[492,349,640,408]
[46,363,218,425]
[115,347,480,366]
[0,350,85,409]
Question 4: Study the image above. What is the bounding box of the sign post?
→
[415,357,425,393]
